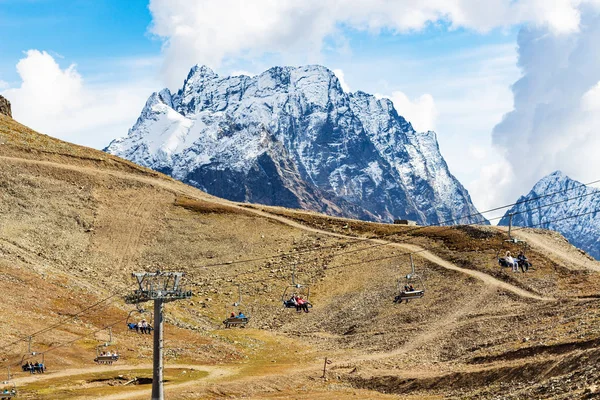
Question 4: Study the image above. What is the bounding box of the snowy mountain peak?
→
[533,170,568,187]
[106,64,487,226]
[500,171,600,260]
[186,64,217,81]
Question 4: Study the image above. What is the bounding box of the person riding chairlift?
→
[296,296,310,313]
[237,311,246,319]
[505,251,518,273]
[141,319,150,334]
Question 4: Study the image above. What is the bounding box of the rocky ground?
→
[1,114,600,399]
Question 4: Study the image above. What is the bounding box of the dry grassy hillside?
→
[1,114,600,399]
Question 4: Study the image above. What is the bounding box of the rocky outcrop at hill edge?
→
[0,95,11,118]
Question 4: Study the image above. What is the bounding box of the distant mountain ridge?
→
[499,171,600,260]
[106,64,487,225]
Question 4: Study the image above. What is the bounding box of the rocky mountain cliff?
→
[0,95,11,118]
[106,65,486,225]
[499,171,600,260]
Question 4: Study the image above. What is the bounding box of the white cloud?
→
[379,91,438,132]
[468,158,516,223]
[230,70,256,77]
[333,69,351,92]
[491,9,600,205]
[148,0,600,87]
[1,50,155,149]
[0,80,8,90]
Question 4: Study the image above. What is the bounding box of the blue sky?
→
[0,0,159,82]
[1,0,599,215]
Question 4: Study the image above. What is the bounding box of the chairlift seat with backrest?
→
[20,341,46,374]
[396,289,425,301]
[0,375,16,400]
[94,328,119,364]
[223,316,249,328]
[223,283,251,327]
[94,353,120,365]
[394,255,426,304]
[281,266,312,309]
[0,388,16,399]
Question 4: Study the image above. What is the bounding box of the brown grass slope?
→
[1,114,600,399]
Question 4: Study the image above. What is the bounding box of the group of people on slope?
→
[22,361,45,374]
[503,251,529,273]
[98,350,119,358]
[288,295,310,313]
[127,319,152,334]
[229,311,247,319]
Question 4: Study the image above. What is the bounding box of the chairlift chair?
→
[497,214,532,273]
[20,337,46,374]
[223,283,250,328]
[0,383,16,399]
[94,328,120,365]
[394,255,425,304]
[126,307,154,334]
[0,368,17,399]
[281,266,312,310]
[20,354,45,374]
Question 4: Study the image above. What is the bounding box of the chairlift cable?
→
[191,190,599,286]
[190,181,600,272]
[0,285,133,354]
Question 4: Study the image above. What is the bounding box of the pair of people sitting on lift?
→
[229,312,247,319]
[289,295,310,313]
[2,388,16,395]
[137,319,151,334]
[22,361,44,374]
[404,284,415,292]
[505,251,528,272]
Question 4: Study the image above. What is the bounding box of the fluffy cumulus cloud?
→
[491,6,600,205]
[148,0,599,87]
[379,91,438,132]
[2,50,153,149]
[332,69,351,92]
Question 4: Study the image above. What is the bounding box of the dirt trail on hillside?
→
[495,227,600,272]
[355,286,497,362]
[235,208,553,301]
[12,363,235,385]
[14,363,237,400]
[0,155,552,302]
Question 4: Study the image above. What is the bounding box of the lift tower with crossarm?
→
[126,271,192,400]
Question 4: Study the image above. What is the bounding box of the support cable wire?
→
[191,181,600,271]
[3,315,130,369]
[190,190,600,284]
[0,285,134,354]
[191,206,600,287]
